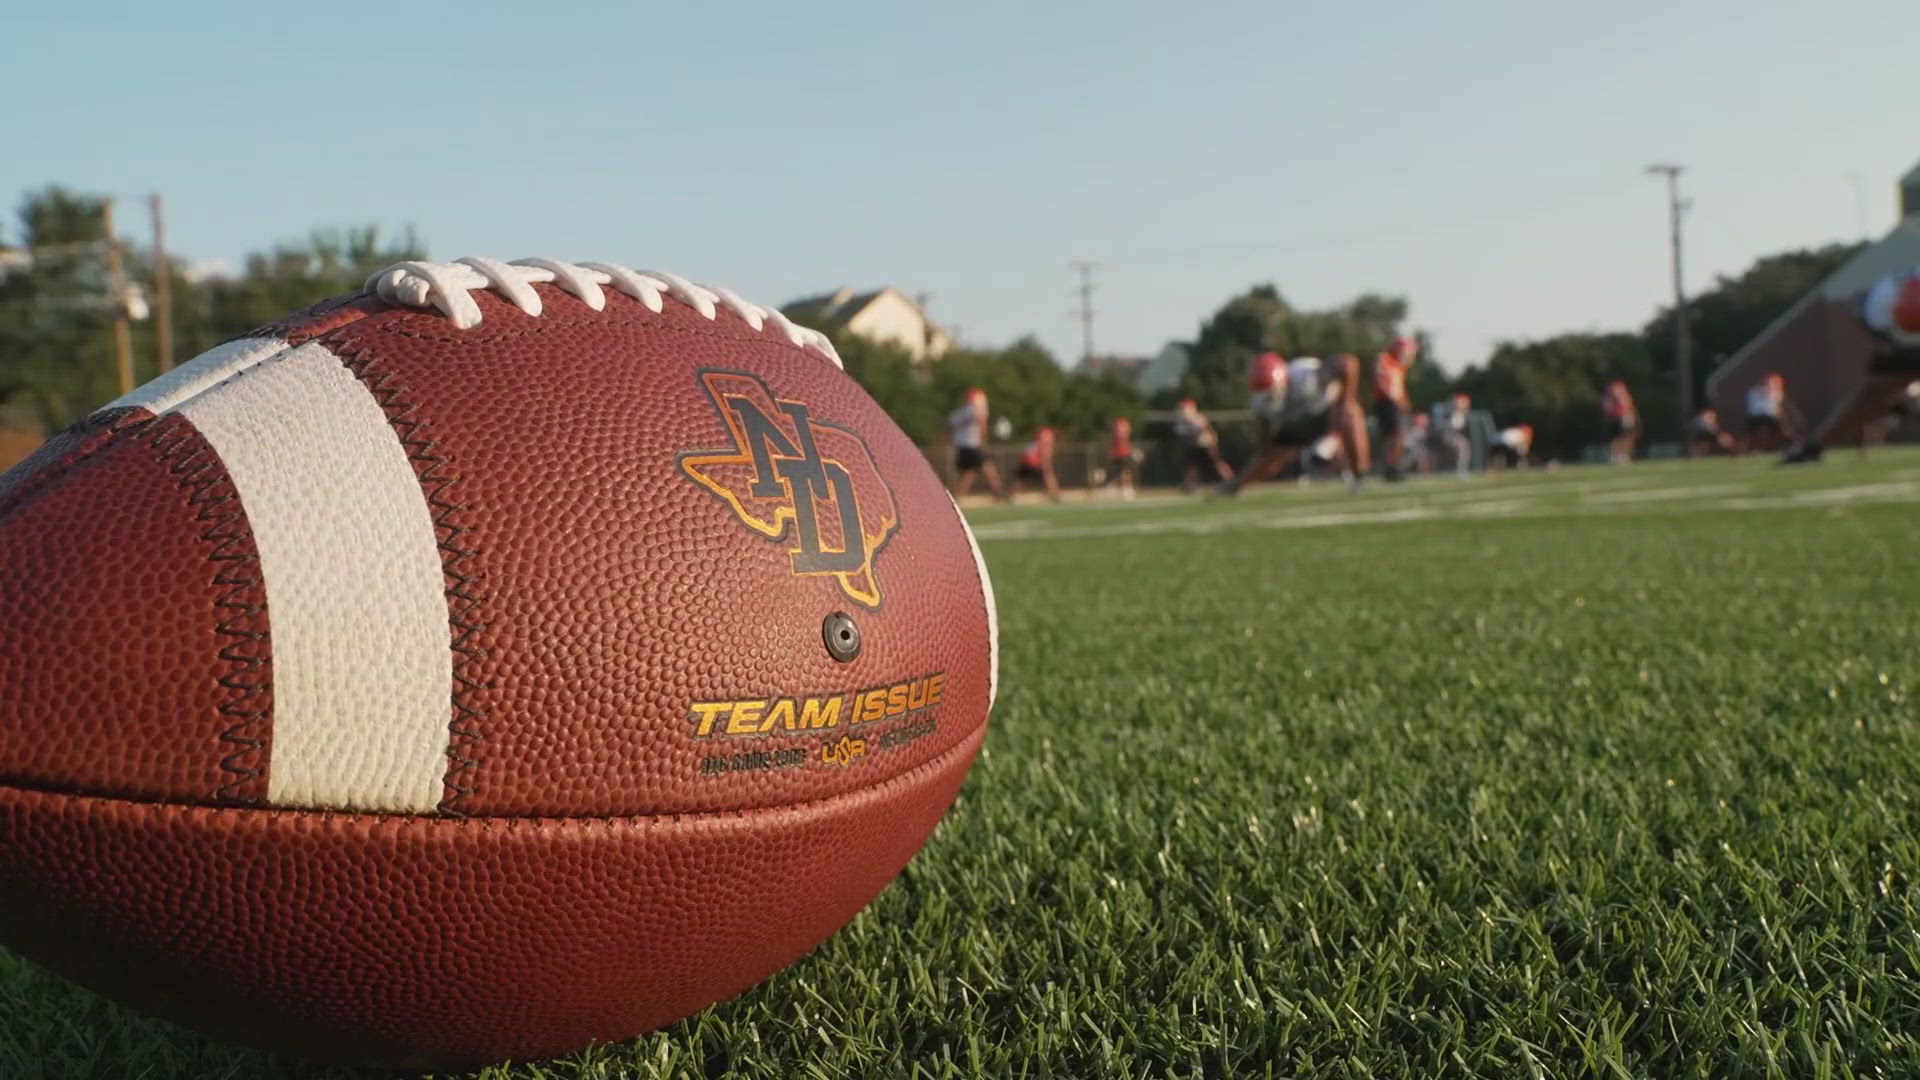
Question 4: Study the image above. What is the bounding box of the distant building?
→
[1080,354,1148,382]
[1706,158,1920,442]
[1082,344,1190,397]
[781,287,950,363]
[1134,343,1190,397]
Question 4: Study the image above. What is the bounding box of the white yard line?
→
[972,473,1919,543]
[1715,481,1920,509]
[1582,484,1749,505]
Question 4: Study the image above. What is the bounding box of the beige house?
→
[782,288,951,363]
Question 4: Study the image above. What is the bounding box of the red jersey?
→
[1108,418,1133,457]
[1374,354,1407,404]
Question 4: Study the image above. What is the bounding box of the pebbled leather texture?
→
[0,727,981,1068]
[0,411,271,805]
[0,278,993,1065]
[303,288,991,818]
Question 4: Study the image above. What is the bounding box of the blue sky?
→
[4,2,1914,370]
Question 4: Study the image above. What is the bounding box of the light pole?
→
[1646,164,1692,419]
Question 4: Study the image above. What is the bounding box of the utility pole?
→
[150,193,174,373]
[1646,164,1692,418]
[1069,260,1098,367]
[101,198,135,396]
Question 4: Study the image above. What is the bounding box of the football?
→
[0,258,997,1067]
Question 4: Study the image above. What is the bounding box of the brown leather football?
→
[0,257,997,1067]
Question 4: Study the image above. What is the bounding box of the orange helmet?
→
[966,387,987,404]
[1247,351,1286,391]
[1037,426,1056,444]
[1179,398,1198,412]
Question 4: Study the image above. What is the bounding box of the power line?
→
[1069,260,1098,365]
[1646,164,1693,418]
[101,197,135,397]
[150,193,174,374]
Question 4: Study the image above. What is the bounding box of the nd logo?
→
[678,370,900,609]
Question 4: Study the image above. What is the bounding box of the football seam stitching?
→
[325,337,490,817]
[365,293,824,362]
[149,416,274,803]
[260,293,383,347]
[0,723,986,825]
[0,409,156,522]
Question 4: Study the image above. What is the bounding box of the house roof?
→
[1705,217,1920,397]
[782,287,889,327]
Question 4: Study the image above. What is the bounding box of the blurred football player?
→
[1602,380,1638,464]
[1408,411,1434,473]
[1687,408,1736,457]
[1862,382,1920,456]
[1744,372,1796,452]
[1173,398,1230,490]
[1373,336,1416,480]
[1443,392,1472,476]
[947,387,1006,499]
[1301,433,1346,488]
[1011,426,1062,501]
[1105,416,1138,498]
[1488,423,1532,471]
[1218,351,1369,495]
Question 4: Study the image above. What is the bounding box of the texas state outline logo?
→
[678,369,901,609]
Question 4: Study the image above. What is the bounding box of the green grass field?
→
[6,451,1920,1079]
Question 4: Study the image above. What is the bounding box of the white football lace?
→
[365,257,842,368]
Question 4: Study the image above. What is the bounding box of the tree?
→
[0,187,119,433]
[1178,284,1426,408]
[931,337,1141,440]
[1451,332,1659,459]
[823,331,944,443]
[178,226,423,361]
[0,185,424,434]
[783,317,1144,446]
[1643,242,1865,410]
